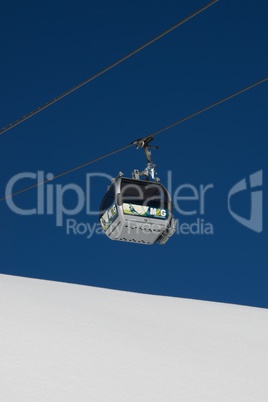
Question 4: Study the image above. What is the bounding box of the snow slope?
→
[0,274,268,402]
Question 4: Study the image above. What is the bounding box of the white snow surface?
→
[1,274,268,402]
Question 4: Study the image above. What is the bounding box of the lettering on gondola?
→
[123,203,168,219]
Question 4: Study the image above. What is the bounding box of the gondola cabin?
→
[99,175,176,245]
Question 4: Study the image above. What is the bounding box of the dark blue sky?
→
[1,0,267,308]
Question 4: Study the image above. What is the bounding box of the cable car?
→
[99,137,176,245]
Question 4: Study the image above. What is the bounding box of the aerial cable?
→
[1,75,267,203]
[139,75,268,141]
[0,0,218,136]
[0,143,133,201]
